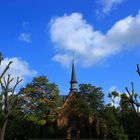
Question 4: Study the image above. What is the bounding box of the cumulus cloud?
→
[97,0,125,15]
[50,11,140,67]
[53,54,73,68]
[0,57,37,86]
[19,33,31,43]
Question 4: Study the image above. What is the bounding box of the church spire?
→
[70,61,77,91]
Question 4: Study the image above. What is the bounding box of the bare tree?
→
[125,64,140,113]
[0,53,22,140]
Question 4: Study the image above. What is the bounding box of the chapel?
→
[57,61,80,139]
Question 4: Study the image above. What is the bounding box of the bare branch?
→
[3,77,7,88]
[0,61,13,80]
[0,80,5,91]
[125,87,131,97]
[131,82,134,97]
[125,86,136,112]
[12,77,22,95]
[0,52,3,66]
[3,75,13,94]
[137,64,140,76]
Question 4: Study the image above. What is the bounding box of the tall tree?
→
[0,53,22,140]
[69,84,105,138]
[79,84,104,113]
[19,76,59,126]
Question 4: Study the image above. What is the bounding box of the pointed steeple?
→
[70,61,77,91]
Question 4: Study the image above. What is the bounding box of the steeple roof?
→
[70,61,77,83]
[69,60,77,92]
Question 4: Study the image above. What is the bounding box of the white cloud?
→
[113,96,120,107]
[50,11,140,67]
[0,57,37,86]
[109,86,117,92]
[19,33,31,43]
[97,0,125,15]
[53,54,73,68]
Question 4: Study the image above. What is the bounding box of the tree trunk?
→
[0,119,8,140]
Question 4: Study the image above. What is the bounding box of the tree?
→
[79,84,104,113]
[19,76,59,127]
[5,111,39,140]
[68,84,105,138]
[108,91,119,107]
[102,105,128,140]
[120,93,131,112]
[119,95,140,140]
[117,64,140,139]
[125,82,140,113]
[0,53,22,140]
[125,64,140,113]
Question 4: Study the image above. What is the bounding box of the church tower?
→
[70,61,77,91]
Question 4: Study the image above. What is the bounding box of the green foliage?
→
[102,106,128,140]
[79,84,104,113]
[5,112,39,140]
[71,83,105,120]
[4,76,60,139]
[19,76,59,125]
[120,93,131,112]
[119,92,140,139]
[67,84,105,138]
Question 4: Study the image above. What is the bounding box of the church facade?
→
[57,62,80,139]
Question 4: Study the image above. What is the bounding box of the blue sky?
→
[1,0,140,103]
